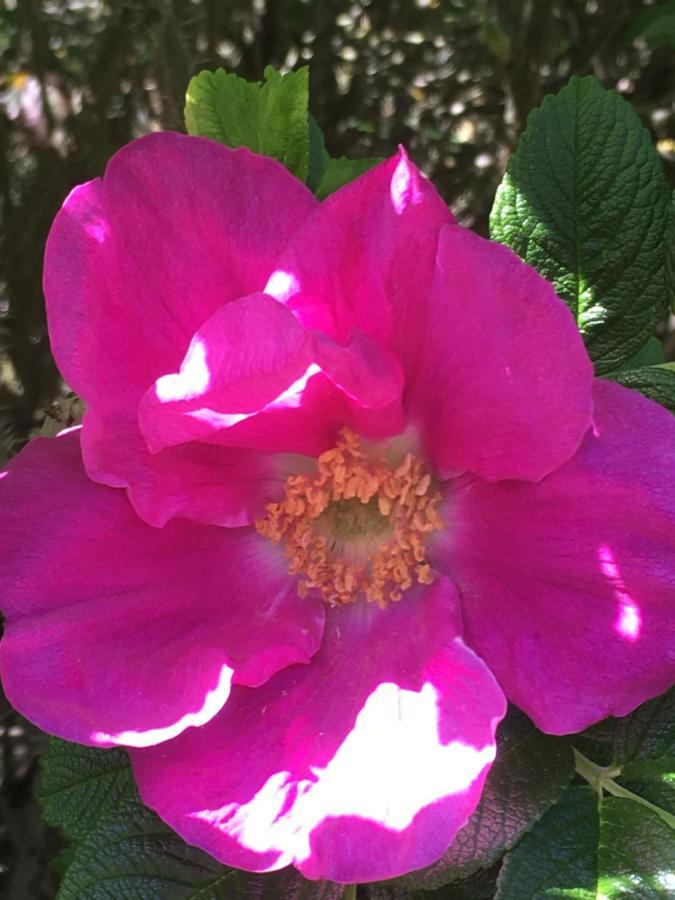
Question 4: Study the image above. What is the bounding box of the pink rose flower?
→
[1,132,674,883]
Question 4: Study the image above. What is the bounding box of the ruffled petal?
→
[131,578,505,883]
[409,226,593,482]
[0,432,324,746]
[85,423,296,528]
[139,293,404,457]
[434,380,675,734]
[44,132,317,522]
[265,149,453,372]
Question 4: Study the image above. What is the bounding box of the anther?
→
[256,428,443,608]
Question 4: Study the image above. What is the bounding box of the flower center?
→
[256,428,443,608]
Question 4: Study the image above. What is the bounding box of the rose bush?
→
[1,132,674,884]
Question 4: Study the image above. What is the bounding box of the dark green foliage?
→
[611,365,675,412]
[497,689,675,899]
[307,116,330,192]
[617,338,665,371]
[609,686,675,771]
[664,191,675,312]
[496,787,675,899]
[38,740,342,900]
[496,786,600,899]
[56,799,342,900]
[38,741,135,842]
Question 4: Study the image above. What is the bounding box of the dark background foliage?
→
[1,1,674,897]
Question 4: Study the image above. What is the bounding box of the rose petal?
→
[409,226,593,482]
[44,132,317,524]
[266,149,453,373]
[139,293,405,457]
[131,578,505,883]
[0,432,324,746]
[92,426,298,528]
[434,379,675,734]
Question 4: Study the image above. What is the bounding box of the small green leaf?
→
[490,75,671,374]
[38,739,135,841]
[185,66,310,181]
[316,156,383,200]
[307,115,329,192]
[381,707,574,890]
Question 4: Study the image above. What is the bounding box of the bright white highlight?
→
[191,672,494,863]
[272,363,322,410]
[390,153,423,215]
[598,543,642,642]
[91,664,232,748]
[264,270,300,302]
[155,339,210,402]
[657,871,675,892]
[184,363,322,429]
[186,408,250,428]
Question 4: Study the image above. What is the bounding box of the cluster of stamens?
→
[256,428,443,608]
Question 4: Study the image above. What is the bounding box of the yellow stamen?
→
[255,428,443,608]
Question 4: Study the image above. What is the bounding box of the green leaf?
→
[616,337,665,371]
[490,75,670,374]
[38,739,135,841]
[598,795,675,897]
[307,115,329,192]
[380,707,574,891]
[620,759,675,817]
[496,785,598,899]
[40,739,339,898]
[56,798,341,899]
[185,66,310,181]
[666,191,675,312]
[497,785,675,899]
[608,685,675,765]
[610,364,675,412]
[602,686,675,815]
[498,691,675,899]
[316,156,383,200]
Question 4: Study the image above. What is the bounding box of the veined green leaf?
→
[490,75,670,374]
[185,66,310,181]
